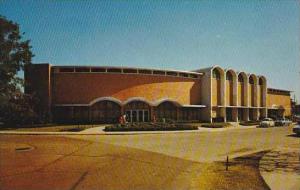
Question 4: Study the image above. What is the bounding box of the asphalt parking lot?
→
[0,125,299,190]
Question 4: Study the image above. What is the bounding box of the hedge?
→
[104,123,198,132]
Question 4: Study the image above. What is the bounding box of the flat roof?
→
[267,87,292,93]
[52,65,204,76]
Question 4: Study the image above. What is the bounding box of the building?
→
[25,64,292,123]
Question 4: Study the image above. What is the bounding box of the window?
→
[259,78,264,85]
[189,74,199,79]
[212,69,221,79]
[107,68,122,73]
[91,68,106,72]
[179,73,188,77]
[238,74,244,82]
[138,69,152,74]
[75,67,90,72]
[226,72,233,81]
[153,70,166,75]
[123,69,138,74]
[166,71,178,76]
[249,76,254,84]
[59,68,74,72]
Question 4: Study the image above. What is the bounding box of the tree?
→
[0,15,36,126]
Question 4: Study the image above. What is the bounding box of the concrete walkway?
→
[259,147,300,190]
[0,125,257,135]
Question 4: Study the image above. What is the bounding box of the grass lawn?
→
[191,151,270,190]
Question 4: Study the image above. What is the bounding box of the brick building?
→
[25,64,292,123]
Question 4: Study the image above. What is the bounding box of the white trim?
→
[153,98,182,107]
[182,105,206,108]
[89,97,122,106]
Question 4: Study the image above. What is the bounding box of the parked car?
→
[259,118,275,128]
[275,118,292,127]
[292,122,300,136]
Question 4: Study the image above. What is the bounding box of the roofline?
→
[51,65,204,75]
[268,87,293,92]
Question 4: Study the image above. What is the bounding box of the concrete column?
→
[150,106,155,122]
[221,107,226,122]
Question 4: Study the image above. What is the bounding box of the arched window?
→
[226,72,233,81]
[249,76,254,84]
[259,78,264,85]
[124,100,150,122]
[212,69,221,79]
[90,100,121,123]
[238,74,244,82]
[155,101,177,120]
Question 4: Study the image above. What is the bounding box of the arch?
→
[124,100,151,110]
[248,74,257,85]
[90,100,121,123]
[258,76,267,107]
[155,100,178,121]
[124,99,151,122]
[211,66,225,79]
[225,69,237,81]
[225,69,237,106]
[258,76,266,86]
[89,97,122,106]
[211,66,225,106]
[248,74,258,107]
[153,98,182,107]
[237,72,248,106]
[237,72,247,83]
[123,97,153,106]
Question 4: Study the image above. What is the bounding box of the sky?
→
[1,0,299,101]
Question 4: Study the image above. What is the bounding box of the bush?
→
[104,122,198,132]
[239,121,260,126]
[201,122,230,128]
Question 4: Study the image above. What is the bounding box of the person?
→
[119,115,123,124]
[123,114,127,124]
[153,115,156,123]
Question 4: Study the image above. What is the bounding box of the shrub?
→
[239,121,260,126]
[104,122,198,132]
[201,122,230,128]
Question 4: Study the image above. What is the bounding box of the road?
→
[0,126,299,190]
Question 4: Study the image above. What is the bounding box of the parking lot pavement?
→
[72,125,299,163]
[0,125,299,190]
[0,135,199,190]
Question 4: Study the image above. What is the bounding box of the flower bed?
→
[104,122,198,132]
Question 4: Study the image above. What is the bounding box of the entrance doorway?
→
[226,108,233,121]
[125,110,149,122]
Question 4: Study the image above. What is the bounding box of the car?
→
[292,122,300,136]
[259,118,275,128]
[275,118,292,127]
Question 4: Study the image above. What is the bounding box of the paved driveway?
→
[72,125,299,163]
[0,126,299,190]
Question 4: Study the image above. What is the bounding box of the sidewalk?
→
[0,125,257,135]
[259,147,300,190]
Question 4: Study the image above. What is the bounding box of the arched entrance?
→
[90,100,121,123]
[124,101,150,122]
[155,101,178,121]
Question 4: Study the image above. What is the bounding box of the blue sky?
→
[1,0,299,101]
